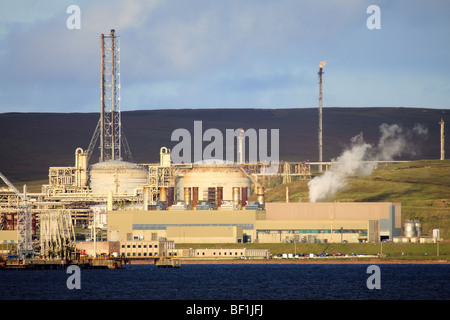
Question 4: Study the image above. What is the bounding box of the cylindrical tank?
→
[192,187,198,208]
[403,221,416,238]
[159,187,168,203]
[233,187,240,206]
[184,187,191,205]
[241,187,248,207]
[286,186,290,203]
[75,148,88,187]
[89,160,148,195]
[168,187,174,207]
[414,221,422,237]
[257,187,265,205]
[216,187,223,208]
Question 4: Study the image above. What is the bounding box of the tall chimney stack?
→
[318,61,326,172]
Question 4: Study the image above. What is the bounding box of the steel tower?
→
[87,29,132,164]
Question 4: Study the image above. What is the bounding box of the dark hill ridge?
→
[0,107,447,182]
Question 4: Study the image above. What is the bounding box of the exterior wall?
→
[75,241,120,257]
[0,230,17,243]
[255,220,369,243]
[166,226,243,243]
[189,248,270,259]
[265,202,399,222]
[119,240,175,258]
[108,210,263,242]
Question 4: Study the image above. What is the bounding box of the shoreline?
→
[181,259,449,265]
[129,258,449,265]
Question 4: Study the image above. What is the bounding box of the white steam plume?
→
[307,123,428,202]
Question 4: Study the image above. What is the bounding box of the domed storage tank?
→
[89,160,148,195]
[176,165,252,204]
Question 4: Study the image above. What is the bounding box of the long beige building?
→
[107,202,401,244]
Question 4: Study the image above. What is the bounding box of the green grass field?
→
[174,242,449,260]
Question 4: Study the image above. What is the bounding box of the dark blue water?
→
[1,264,449,300]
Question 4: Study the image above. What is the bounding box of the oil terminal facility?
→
[0,30,439,265]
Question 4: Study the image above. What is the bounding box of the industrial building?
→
[1,29,436,263]
[106,201,402,245]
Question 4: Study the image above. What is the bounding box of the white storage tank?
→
[403,221,416,238]
[414,221,422,237]
[89,160,148,195]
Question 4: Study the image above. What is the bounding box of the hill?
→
[0,107,448,182]
[258,160,450,239]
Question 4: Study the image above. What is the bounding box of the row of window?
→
[121,244,158,249]
[121,252,160,257]
[197,251,244,256]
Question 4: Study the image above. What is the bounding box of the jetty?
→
[0,257,124,270]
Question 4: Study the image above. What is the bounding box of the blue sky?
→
[0,0,449,113]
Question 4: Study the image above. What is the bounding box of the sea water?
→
[0,264,449,300]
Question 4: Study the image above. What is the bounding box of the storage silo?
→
[414,221,422,237]
[403,221,416,238]
[89,160,148,195]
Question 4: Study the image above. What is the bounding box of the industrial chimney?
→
[318,61,326,172]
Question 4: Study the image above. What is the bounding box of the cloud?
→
[1,1,450,112]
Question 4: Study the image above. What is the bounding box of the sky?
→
[0,0,449,113]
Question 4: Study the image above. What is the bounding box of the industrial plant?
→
[0,30,442,268]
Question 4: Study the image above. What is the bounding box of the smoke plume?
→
[307,123,428,202]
